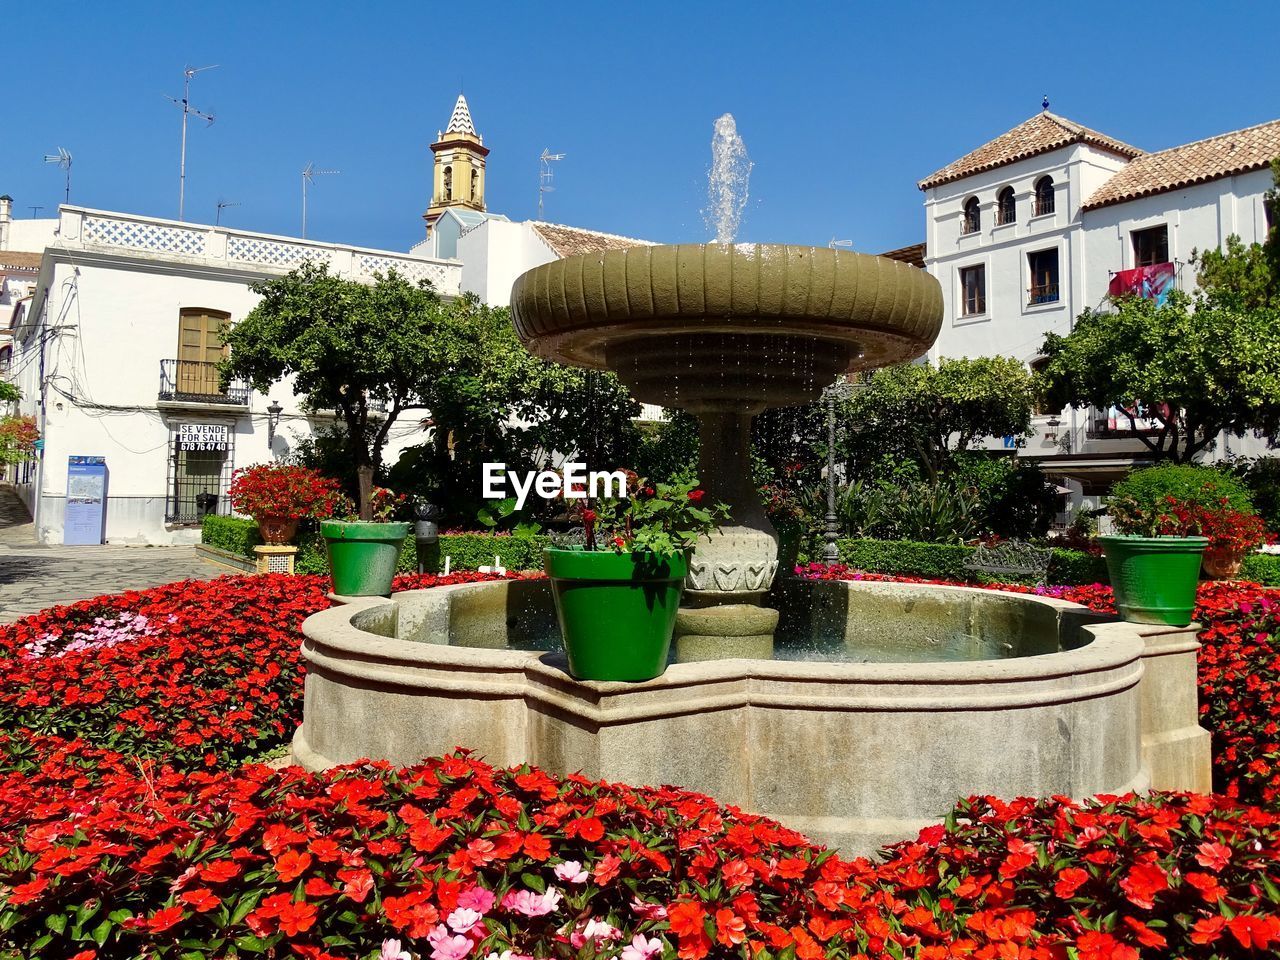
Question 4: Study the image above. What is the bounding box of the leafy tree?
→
[845,358,1036,482]
[1193,235,1276,311]
[0,382,20,404]
[222,263,444,518]
[1037,289,1280,463]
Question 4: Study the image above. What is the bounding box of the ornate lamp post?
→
[822,379,856,563]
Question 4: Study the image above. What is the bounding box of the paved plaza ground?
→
[0,486,227,624]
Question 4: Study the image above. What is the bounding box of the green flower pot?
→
[544,547,688,682]
[1101,535,1208,627]
[321,521,411,597]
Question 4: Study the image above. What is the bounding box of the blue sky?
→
[3,1,1277,256]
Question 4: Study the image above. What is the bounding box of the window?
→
[165,423,234,524]
[996,187,1016,225]
[962,197,981,234]
[960,265,986,316]
[444,166,453,201]
[1033,176,1055,216]
[176,309,229,397]
[471,168,479,202]
[1027,249,1060,304]
[1132,224,1169,267]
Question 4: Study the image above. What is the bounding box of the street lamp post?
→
[822,379,856,563]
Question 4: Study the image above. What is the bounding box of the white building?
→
[917,110,1279,504]
[9,205,460,545]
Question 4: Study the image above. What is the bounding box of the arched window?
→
[996,187,1016,225]
[1034,176,1055,216]
[962,197,981,235]
[443,166,453,201]
[471,168,479,202]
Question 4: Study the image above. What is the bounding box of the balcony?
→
[158,359,250,406]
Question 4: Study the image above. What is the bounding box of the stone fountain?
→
[510,243,942,648]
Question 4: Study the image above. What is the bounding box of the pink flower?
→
[447,907,484,935]
[621,934,664,960]
[457,885,496,914]
[382,941,413,960]
[501,886,562,917]
[630,897,667,921]
[572,918,623,947]
[427,925,473,960]
[553,860,589,884]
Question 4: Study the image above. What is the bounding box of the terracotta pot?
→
[258,516,299,545]
[1202,546,1245,580]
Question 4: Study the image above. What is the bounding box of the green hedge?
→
[201,515,261,555]
[827,538,1110,586]
[295,532,552,576]
[1241,553,1280,587]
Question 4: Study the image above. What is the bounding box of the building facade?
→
[918,111,1279,508]
[10,206,460,544]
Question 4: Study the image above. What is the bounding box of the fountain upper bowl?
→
[510,243,944,409]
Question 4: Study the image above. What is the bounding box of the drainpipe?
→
[0,195,11,250]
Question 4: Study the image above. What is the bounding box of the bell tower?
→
[424,94,489,236]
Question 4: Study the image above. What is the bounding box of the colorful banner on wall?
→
[1108,263,1176,305]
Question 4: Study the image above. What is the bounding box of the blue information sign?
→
[64,456,108,545]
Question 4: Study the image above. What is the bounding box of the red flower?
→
[1195,840,1232,871]
[716,909,746,946]
[179,888,221,913]
[1053,866,1089,898]
[146,905,185,933]
[276,898,318,937]
[687,489,706,504]
[274,849,312,882]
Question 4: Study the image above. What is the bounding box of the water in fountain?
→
[705,113,753,244]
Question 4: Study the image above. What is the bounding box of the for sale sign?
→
[177,423,230,452]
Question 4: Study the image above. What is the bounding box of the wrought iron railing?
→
[1028,282,1060,304]
[1034,195,1055,217]
[995,207,1016,226]
[158,359,250,405]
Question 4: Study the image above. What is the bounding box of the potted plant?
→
[546,478,728,682]
[321,487,412,596]
[1196,501,1269,580]
[1102,495,1207,626]
[227,464,343,545]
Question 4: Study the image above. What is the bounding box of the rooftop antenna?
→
[828,238,853,250]
[42,148,72,205]
[301,162,339,238]
[28,206,44,218]
[165,64,218,222]
[538,148,565,220]
[215,199,240,226]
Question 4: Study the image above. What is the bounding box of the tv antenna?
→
[301,162,339,238]
[215,199,240,225]
[43,148,73,204]
[165,64,218,221]
[29,206,44,218]
[828,238,853,250]
[537,148,565,220]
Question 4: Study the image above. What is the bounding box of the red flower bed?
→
[0,570,1278,957]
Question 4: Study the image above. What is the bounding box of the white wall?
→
[1,218,58,251]
[458,219,557,306]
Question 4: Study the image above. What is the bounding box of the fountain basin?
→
[293,579,1210,853]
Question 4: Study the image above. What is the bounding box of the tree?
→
[222,263,444,519]
[1037,289,1280,462]
[845,357,1037,481]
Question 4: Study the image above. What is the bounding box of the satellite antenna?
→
[215,199,240,226]
[538,148,565,219]
[43,148,72,204]
[165,64,218,221]
[828,238,853,250]
[301,162,339,238]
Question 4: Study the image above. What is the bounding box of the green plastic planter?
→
[544,547,688,682]
[1101,535,1208,627]
[321,521,412,597]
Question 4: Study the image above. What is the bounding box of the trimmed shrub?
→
[1240,552,1280,586]
[200,514,261,555]
[1108,463,1255,514]
[293,531,551,575]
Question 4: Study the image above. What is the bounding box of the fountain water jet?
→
[705,113,752,244]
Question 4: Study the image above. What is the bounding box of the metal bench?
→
[964,540,1054,585]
